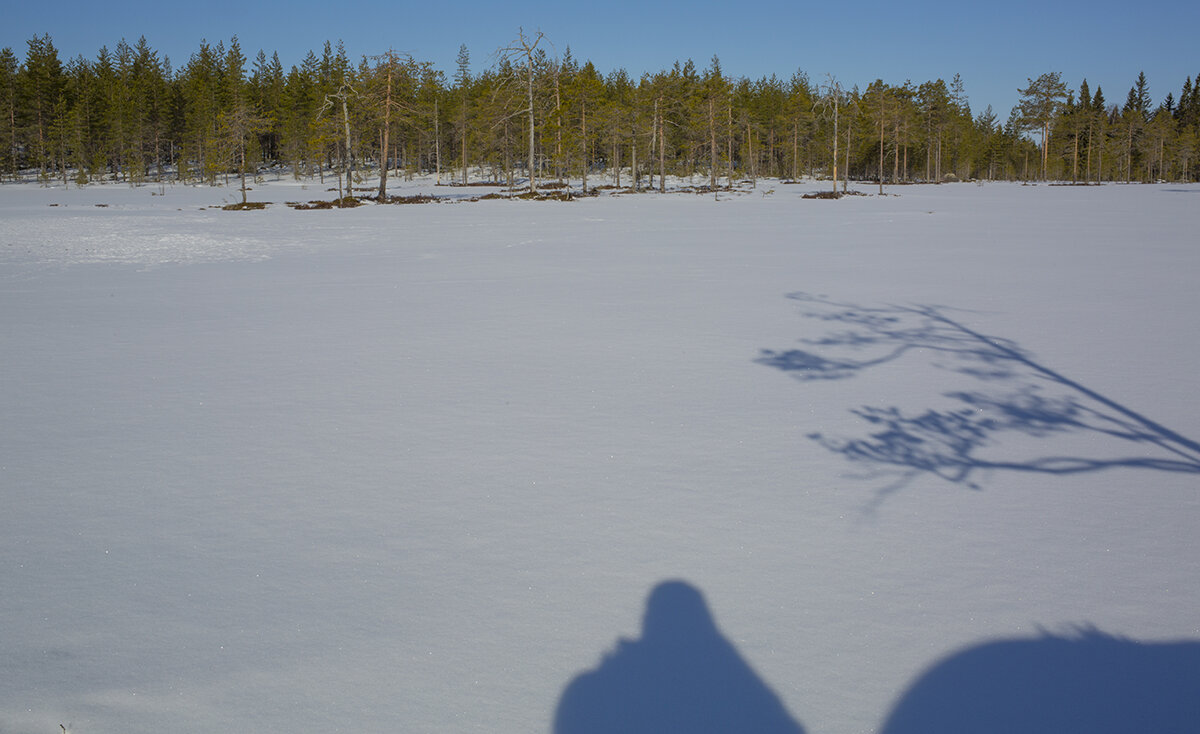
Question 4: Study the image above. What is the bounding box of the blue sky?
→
[4,0,1198,118]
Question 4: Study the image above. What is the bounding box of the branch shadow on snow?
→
[878,628,1200,734]
[756,293,1200,496]
[553,580,805,734]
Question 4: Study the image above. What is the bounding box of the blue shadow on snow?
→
[880,628,1200,734]
[756,292,1200,496]
[554,580,805,734]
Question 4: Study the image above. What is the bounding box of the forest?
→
[3,31,1199,193]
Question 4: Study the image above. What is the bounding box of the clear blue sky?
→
[4,0,1198,118]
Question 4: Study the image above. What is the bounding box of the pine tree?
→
[1016,72,1068,179]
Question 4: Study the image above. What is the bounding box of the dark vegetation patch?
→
[376,193,439,204]
[512,190,576,201]
[472,189,583,201]
[671,185,734,195]
[802,189,869,199]
[222,201,269,210]
[287,196,363,209]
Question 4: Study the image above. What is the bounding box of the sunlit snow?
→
[3,176,1198,734]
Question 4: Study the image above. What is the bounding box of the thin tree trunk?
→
[632,130,638,191]
[658,102,665,192]
[527,66,535,193]
[378,67,392,198]
[792,122,798,181]
[1085,123,1092,183]
[1072,129,1078,183]
[831,101,839,194]
[614,137,620,188]
[341,96,352,194]
[726,102,733,186]
[748,123,755,188]
[879,115,885,194]
[240,140,248,204]
[843,118,850,193]
[709,98,717,190]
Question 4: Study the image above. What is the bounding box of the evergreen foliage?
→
[2,33,1197,185]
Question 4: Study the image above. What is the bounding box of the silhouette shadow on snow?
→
[757,293,1200,494]
[879,628,1200,734]
[554,580,805,734]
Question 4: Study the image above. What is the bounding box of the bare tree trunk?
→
[748,122,756,188]
[1075,128,1084,182]
[879,115,885,194]
[339,99,351,192]
[831,101,839,194]
[649,99,658,190]
[239,140,248,204]
[526,61,535,193]
[843,118,850,193]
[632,130,638,191]
[726,102,733,187]
[1085,122,1092,183]
[8,103,16,180]
[555,75,563,182]
[378,67,392,198]
[658,102,665,192]
[581,102,588,193]
[1127,127,1133,183]
[613,137,620,188]
[936,135,943,181]
[893,122,900,183]
[709,98,717,189]
[792,122,798,180]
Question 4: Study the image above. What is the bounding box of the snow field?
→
[2,177,1198,734]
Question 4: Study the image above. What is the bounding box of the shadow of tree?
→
[879,628,1200,734]
[757,293,1200,493]
[554,580,805,734]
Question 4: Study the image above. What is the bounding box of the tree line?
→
[3,32,1198,193]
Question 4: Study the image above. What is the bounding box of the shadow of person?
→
[554,580,805,734]
[879,628,1200,734]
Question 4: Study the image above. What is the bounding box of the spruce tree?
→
[1,47,20,178]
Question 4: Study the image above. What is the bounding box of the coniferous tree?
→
[454,44,471,183]
[1017,72,1068,180]
[6,31,1199,187]
[23,34,65,177]
[0,47,19,177]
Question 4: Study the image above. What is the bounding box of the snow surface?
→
[2,177,1198,734]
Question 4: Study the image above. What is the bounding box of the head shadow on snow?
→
[552,582,1200,734]
[756,293,1200,498]
[879,627,1200,734]
[553,580,806,734]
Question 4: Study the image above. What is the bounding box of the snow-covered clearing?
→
[3,177,1198,734]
